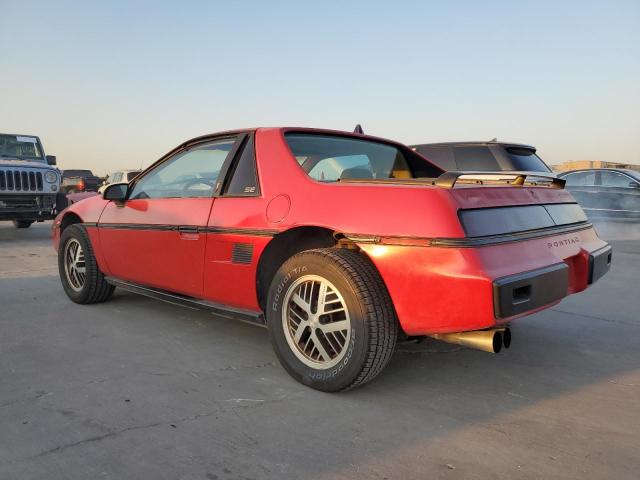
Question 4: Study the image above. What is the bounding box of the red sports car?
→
[52,128,612,391]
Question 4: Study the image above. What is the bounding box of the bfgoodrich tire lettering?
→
[267,248,398,392]
[58,224,114,304]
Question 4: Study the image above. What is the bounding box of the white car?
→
[98,170,141,193]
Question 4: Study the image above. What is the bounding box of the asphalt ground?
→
[1,220,638,480]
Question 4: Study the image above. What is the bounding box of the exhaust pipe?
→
[498,327,511,349]
[429,327,511,353]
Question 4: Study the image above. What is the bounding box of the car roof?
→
[412,141,537,151]
[558,168,638,175]
[179,127,414,152]
[0,133,41,139]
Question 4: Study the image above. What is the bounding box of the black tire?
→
[55,192,69,212]
[13,220,34,228]
[58,224,115,304]
[267,248,398,392]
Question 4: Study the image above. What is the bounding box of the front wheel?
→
[267,248,398,392]
[13,220,34,228]
[58,224,115,304]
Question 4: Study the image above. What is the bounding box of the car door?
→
[202,134,269,311]
[98,136,240,297]
[562,171,599,211]
[598,171,640,217]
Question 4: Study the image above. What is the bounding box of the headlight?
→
[44,171,57,183]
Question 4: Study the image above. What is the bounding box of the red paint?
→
[265,194,291,224]
[97,198,213,297]
[53,127,610,335]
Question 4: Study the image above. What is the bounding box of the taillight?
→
[78,179,85,191]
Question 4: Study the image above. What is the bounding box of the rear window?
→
[285,133,442,181]
[504,147,550,172]
[63,170,93,178]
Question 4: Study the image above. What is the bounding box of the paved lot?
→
[1,221,639,480]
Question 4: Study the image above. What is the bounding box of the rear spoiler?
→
[434,171,565,189]
[339,171,565,189]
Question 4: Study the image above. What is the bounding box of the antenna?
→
[353,124,364,134]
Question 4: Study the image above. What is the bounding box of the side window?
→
[224,136,260,196]
[453,146,501,171]
[415,146,456,171]
[564,171,596,186]
[307,155,373,181]
[600,171,634,188]
[130,138,236,199]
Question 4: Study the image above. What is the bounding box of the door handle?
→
[178,226,200,239]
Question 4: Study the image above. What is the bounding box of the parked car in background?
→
[558,168,640,219]
[98,170,141,193]
[52,127,610,392]
[412,141,553,173]
[61,169,102,193]
[0,132,64,228]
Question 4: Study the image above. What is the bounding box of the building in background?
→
[552,160,640,172]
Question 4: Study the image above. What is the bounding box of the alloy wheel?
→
[282,275,352,369]
[64,238,86,292]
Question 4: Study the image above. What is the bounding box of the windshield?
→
[0,134,43,160]
[285,133,442,182]
[624,170,640,182]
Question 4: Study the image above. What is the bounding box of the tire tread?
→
[59,224,114,304]
[291,248,398,391]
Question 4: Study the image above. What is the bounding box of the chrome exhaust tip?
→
[501,327,511,349]
[429,328,506,354]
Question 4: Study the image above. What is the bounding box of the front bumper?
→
[358,225,611,335]
[0,194,57,221]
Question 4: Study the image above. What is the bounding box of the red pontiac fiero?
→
[53,128,612,391]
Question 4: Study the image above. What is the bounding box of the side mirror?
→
[46,155,57,166]
[103,182,128,202]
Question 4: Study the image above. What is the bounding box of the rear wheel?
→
[58,224,114,304]
[267,248,398,392]
[13,220,34,229]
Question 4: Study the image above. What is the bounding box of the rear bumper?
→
[493,263,568,319]
[358,225,611,335]
[589,244,612,284]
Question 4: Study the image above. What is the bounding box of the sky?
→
[1,0,639,174]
